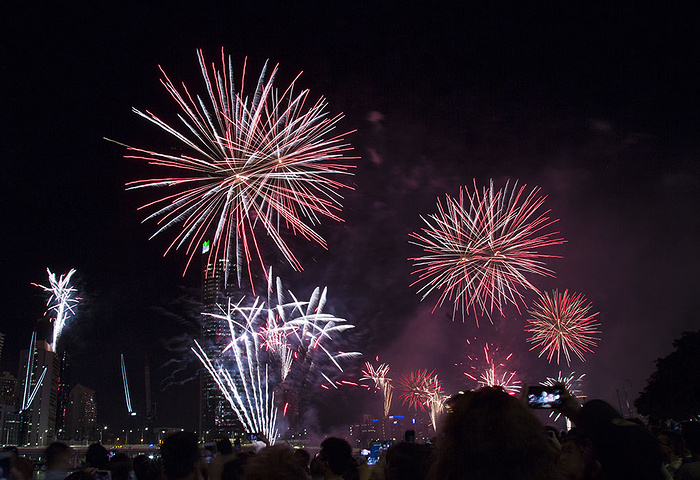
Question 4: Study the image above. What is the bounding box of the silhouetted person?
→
[318,438,352,480]
[11,455,35,480]
[292,449,311,476]
[208,438,237,480]
[109,453,132,480]
[677,421,700,480]
[556,427,587,480]
[44,442,73,480]
[557,391,666,480]
[384,442,434,480]
[133,455,161,480]
[658,430,683,478]
[429,387,557,480]
[242,445,306,480]
[161,431,203,480]
[85,444,109,470]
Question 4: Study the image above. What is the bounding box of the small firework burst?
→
[397,369,442,411]
[526,289,600,365]
[360,360,394,417]
[410,179,565,323]
[464,342,521,395]
[32,268,79,352]
[542,371,586,397]
[397,369,446,431]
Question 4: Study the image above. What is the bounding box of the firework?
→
[464,342,521,395]
[32,268,79,351]
[397,369,447,431]
[117,49,355,287]
[410,179,565,323]
[542,371,586,397]
[193,299,278,443]
[361,360,394,417]
[20,332,47,412]
[246,270,361,384]
[541,371,586,422]
[526,289,600,365]
[121,354,135,415]
[193,274,360,438]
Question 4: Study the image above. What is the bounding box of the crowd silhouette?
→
[3,385,699,480]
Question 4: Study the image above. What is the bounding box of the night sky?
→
[2,2,699,434]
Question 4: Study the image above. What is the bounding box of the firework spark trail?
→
[361,361,394,417]
[397,369,446,431]
[193,275,360,439]
[526,289,600,365]
[426,390,447,431]
[246,270,361,385]
[32,268,79,352]
[121,354,134,415]
[116,49,356,289]
[464,342,521,395]
[192,299,278,443]
[542,371,586,396]
[541,371,586,421]
[20,332,47,412]
[410,179,565,323]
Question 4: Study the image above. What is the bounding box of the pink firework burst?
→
[117,48,355,289]
[526,289,600,365]
[410,179,565,323]
[464,342,521,395]
[397,369,442,411]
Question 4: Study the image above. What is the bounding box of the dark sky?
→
[2,2,699,434]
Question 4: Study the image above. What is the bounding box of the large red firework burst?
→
[410,179,565,323]
[117,48,355,288]
[526,289,600,365]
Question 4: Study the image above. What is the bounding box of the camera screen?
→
[527,387,563,408]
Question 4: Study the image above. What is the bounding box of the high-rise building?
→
[0,331,5,365]
[55,352,71,440]
[0,371,19,445]
[16,340,60,446]
[66,384,97,442]
[0,371,17,407]
[200,242,243,441]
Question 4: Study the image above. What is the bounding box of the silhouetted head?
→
[109,452,132,480]
[319,437,352,475]
[86,443,110,470]
[216,438,233,456]
[45,442,72,471]
[242,445,306,480]
[385,442,434,480]
[161,431,200,480]
[579,400,664,480]
[133,455,160,480]
[430,387,557,480]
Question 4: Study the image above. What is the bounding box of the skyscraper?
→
[0,371,19,445]
[200,241,243,440]
[66,384,97,442]
[17,340,60,446]
[55,352,70,440]
[0,331,5,365]
[0,371,16,407]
